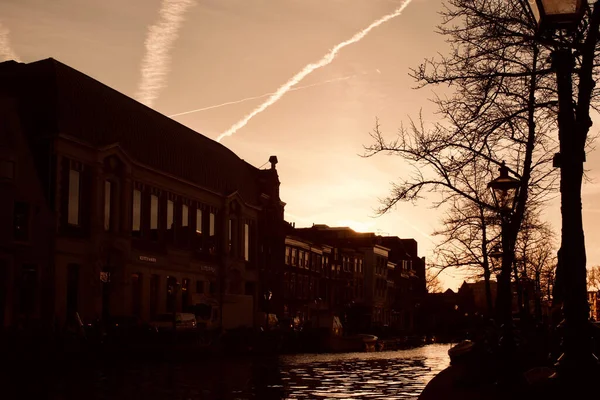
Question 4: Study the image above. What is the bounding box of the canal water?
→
[14,344,451,400]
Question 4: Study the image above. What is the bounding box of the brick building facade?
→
[0,58,285,330]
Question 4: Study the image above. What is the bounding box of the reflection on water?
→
[277,345,451,399]
[10,344,451,400]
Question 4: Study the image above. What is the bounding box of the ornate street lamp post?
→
[488,161,521,353]
[519,0,599,377]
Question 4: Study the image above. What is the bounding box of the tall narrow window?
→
[150,274,159,318]
[166,200,174,231]
[228,219,233,253]
[131,273,142,317]
[104,181,112,231]
[20,264,37,315]
[182,278,190,309]
[150,194,158,240]
[209,212,215,236]
[132,189,141,237]
[244,223,249,261]
[182,204,189,227]
[196,209,202,234]
[13,202,30,242]
[166,276,177,313]
[66,264,79,316]
[68,169,80,225]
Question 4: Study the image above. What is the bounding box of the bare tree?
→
[588,266,600,292]
[362,0,566,323]
[514,210,558,320]
[426,268,444,293]
[430,195,499,314]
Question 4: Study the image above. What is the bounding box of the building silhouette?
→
[291,225,427,333]
[0,57,428,337]
[0,58,284,331]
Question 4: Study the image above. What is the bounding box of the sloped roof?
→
[0,58,266,205]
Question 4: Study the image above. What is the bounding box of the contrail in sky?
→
[0,23,21,62]
[216,0,413,143]
[135,0,196,107]
[169,74,360,118]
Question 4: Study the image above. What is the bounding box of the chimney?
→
[269,155,278,170]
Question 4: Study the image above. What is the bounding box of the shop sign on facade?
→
[201,265,217,274]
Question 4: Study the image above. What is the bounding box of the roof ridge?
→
[8,57,270,203]
[27,57,254,167]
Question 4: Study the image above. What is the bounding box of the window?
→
[13,202,29,242]
[150,194,158,240]
[67,169,80,225]
[196,280,204,294]
[291,249,297,266]
[131,273,142,317]
[67,264,79,318]
[104,181,112,231]
[209,281,216,295]
[166,276,177,313]
[182,205,189,227]
[20,264,37,315]
[228,219,233,252]
[209,212,215,236]
[244,223,250,261]
[182,278,190,309]
[167,200,174,231]
[195,209,202,234]
[132,189,141,236]
[285,247,291,265]
[150,274,159,318]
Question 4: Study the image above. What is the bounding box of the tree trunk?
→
[553,45,596,370]
[534,271,542,321]
[513,260,523,317]
[483,268,493,316]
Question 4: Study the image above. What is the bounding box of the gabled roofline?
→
[225,190,262,211]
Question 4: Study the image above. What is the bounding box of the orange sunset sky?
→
[2,0,599,290]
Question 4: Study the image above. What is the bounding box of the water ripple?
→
[11,344,451,400]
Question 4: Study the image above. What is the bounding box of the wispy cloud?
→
[216,0,414,142]
[169,74,362,118]
[135,0,196,108]
[0,22,21,62]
